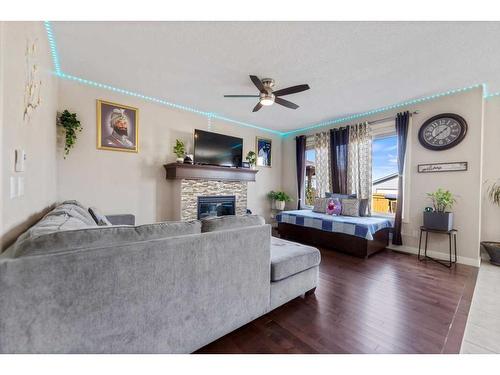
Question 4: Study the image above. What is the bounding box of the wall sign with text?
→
[417,162,468,173]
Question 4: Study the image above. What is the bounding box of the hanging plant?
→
[58,110,82,158]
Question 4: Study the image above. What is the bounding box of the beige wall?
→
[1,22,59,249]
[481,96,500,245]
[282,88,485,266]
[57,79,282,225]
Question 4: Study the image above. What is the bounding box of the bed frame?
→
[277,222,390,258]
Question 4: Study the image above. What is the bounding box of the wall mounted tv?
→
[194,129,243,167]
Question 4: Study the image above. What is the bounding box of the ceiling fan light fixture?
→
[259,93,275,106]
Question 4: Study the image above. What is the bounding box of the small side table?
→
[418,226,457,268]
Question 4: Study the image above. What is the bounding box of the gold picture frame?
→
[255,136,272,167]
[97,99,139,153]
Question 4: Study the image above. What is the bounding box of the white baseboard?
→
[387,244,480,267]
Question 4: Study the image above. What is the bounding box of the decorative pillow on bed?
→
[340,198,360,217]
[326,198,342,215]
[312,197,328,213]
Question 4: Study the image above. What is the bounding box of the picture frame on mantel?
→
[256,137,272,167]
[417,161,468,173]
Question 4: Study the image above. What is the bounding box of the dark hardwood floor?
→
[196,247,478,354]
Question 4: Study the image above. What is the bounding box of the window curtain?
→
[296,135,306,210]
[347,122,372,215]
[330,127,349,194]
[392,111,410,245]
[314,131,332,198]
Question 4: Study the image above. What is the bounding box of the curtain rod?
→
[330,110,419,130]
[367,110,419,126]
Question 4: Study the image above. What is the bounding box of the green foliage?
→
[245,151,256,165]
[426,188,456,212]
[488,182,500,206]
[173,139,185,158]
[267,190,292,202]
[58,110,82,158]
[305,186,316,206]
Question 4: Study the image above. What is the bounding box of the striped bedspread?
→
[276,210,393,240]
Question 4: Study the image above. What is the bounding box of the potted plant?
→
[58,110,82,159]
[173,139,185,163]
[246,151,256,169]
[481,182,500,266]
[424,188,456,231]
[267,190,292,211]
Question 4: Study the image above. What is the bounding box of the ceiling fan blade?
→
[275,97,299,110]
[273,84,310,97]
[224,94,260,97]
[252,102,263,112]
[249,75,267,94]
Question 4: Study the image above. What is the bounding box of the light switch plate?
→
[17,176,25,197]
[10,176,17,199]
[14,149,26,172]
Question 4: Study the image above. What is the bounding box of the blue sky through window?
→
[372,136,398,181]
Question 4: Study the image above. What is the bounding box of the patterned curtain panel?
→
[314,131,332,198]
[347,122,372,215]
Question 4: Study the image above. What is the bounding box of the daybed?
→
[277,210,393,258]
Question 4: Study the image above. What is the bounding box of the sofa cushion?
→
[201,215,264,233]
[270,237,321,281]
[11,220,202,258]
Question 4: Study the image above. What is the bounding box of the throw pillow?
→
[331,198,342,215]
[88,207,113,226]
[312,197,328,213]
[341,198,360,217]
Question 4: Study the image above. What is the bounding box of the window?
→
[372,134,398,216]
[304,148,317,206]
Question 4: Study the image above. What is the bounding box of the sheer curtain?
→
[314,131,332,198]
[347,122,372,215]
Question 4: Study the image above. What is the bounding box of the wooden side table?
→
[418,226,457,268]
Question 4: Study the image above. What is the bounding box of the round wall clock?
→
[418,113,467,151]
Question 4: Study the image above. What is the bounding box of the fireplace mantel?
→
[163,163,258,182]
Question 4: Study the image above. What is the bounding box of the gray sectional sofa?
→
[0,201,320,353]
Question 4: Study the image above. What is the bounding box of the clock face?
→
[418,114,467,151]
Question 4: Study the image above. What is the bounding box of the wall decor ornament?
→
[97,99,139,153]
[23,39,42,123]
[417,162,468,173]
[256,137,272,167]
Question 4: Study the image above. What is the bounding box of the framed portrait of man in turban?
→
[97,99,139,153]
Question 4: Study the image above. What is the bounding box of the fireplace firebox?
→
[197,195,236,220]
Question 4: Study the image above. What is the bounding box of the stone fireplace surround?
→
[164,163,257,221]
[181,179,247,221]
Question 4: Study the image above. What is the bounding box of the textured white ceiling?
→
[52,21,500,132]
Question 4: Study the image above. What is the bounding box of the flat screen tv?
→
[194,129,243,167]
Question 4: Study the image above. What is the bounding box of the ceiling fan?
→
[224,75,310,112]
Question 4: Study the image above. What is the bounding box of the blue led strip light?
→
[44,21,489,138]
[281,83,486,137]
[44,21,61,75]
